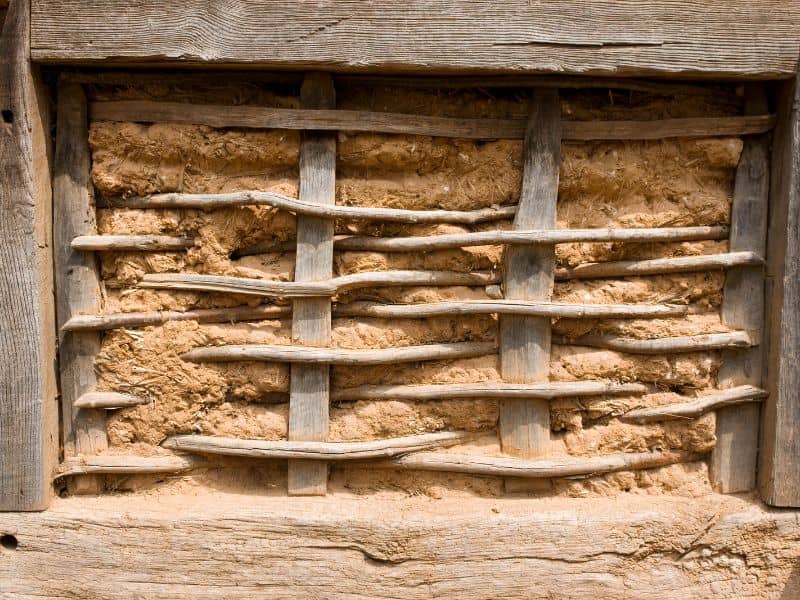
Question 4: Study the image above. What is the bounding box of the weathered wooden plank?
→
[711,87,771,494]
[140,270,500,297]
[53,80,108,495]
[1,494,799,598]
[623,385,767,423]
[30,1,800,78]
[0,0,58,511]
[182,341,497,366]
[162,432,469,459]
[289,73,336,496]
[499,89,560,463]
[759,66,800,507]
[89,100,775,140]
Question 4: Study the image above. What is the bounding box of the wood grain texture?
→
[711,87,771,495]
[182,342,497,366]
[289,73,336,495]
[89,100,775,140]
[53,81,108,496]
[2,494,800,598]
[759,69,800,507]
[140,270,500,297]
[499,89,560,461]
[30,1,800,78]
[623,385,767,424]
[0,0,58,511]
[162,432,470,460]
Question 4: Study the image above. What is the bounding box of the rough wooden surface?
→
[760,67,800,507]
[289,73,337,495]
[623,385,767,423]
[53,81,108,497]
[0,0,58,511]
[57,455,200,477]
[30,1,800,78]
[89,100,775,140]
[557,331,753,355]
[71,234,193,251]
[73,392,146,410]
[163,432,469,460]
[2,494,800,598]
[499,89,560,461]
[711,87,770,494]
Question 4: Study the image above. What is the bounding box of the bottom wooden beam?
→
[1,494,799,598]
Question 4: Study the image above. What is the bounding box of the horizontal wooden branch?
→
[373,449,705,479]
[182,341,497,365]
[556,331,754,354]
[56,455,201,477]
[73,392,146,409]
[336,300,685,319]
[140,270,500,297]
[103,191,519,224]
[90,100,775,140]
[622,385,768,423]
[333,226,728,252]
[554,251,763,280]
[331,381,647,402]
[62,304,291,332]
[72,235,194,252]
[162,431,469,460]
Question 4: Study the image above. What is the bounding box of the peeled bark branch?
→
[623,385,767,423]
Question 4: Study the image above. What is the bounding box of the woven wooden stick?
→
[57,455,201,477]
[623,385,768,423]
[556,331,753,354]
[72,235,194,251]
[372,450,705,478]
[332,381,647,402]
[181,341,497,365]
[162,431,470,459]
[73,392,146,409]
[140,270,500,297]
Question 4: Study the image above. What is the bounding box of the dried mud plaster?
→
[87,83,745,498]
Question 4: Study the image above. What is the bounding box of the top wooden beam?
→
[30,1,800,79]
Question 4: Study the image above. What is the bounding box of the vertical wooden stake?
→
[288,73,335,495]
[759,65,800,507]
[499,89,561,478]
[0,0,59,510]
[710,86,769,493]
[54,80,108,494]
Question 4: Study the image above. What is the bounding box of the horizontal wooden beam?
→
[335,300,686,319]
[181,341,497,365]
[376,450,704,479]
[557,331,753,354]
[332,381,647,402]
[623,385,767,423]
[30,1,800,78]
[89,101,775,140]
[140,270,500,297]
[162,432,469,459]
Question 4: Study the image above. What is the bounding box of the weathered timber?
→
[0,0,58,510]
[289,73,336,495]
[63,304,291,332]
[623,385,767,423]
[335,300,686,319]
[332,381,647,402]
[555,251,763,280]
[712,87,771,494]
[163,432,469,460]
[376,450,704,479]
[182,341,497,365]
[2,494,799,598]
[499,89,559,465]
[103,191,518,224]
[333,226,729,252]
[140,270,500,297]
[73,392,147,410]
[89,100,775,140]
[30,1,800,78]
[556,331,753,354]
[53,80,108,495]
[760,65,800,507]
[71,235,194,251]
[57,455,200,477]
